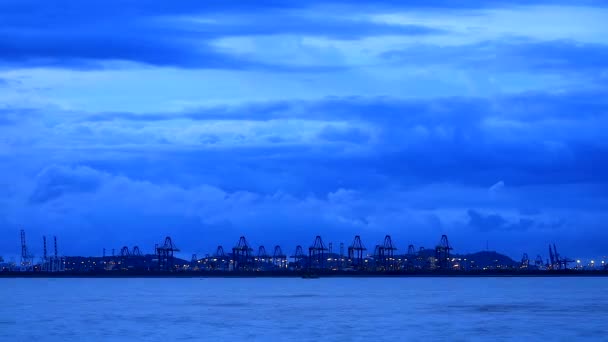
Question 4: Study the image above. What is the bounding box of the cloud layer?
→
[0,0,607,260]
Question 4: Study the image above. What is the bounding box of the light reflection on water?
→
[1,277,607,341]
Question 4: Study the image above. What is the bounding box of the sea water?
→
[1,277,607,341]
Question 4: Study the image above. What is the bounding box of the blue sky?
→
[1,0,607,260]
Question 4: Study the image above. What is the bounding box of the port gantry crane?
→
[373,235,397,271]
[26,231,594,276]
[348,235,366,270]
[215,245,225,259]
[521,253,530,269]
[210,245,228,271]
[382,235,397,270]
[120,246,131,257]
[373,244,382,269]
[272,245,287,269]
[256,246,270,269]
[435,235,453,269]
[548,244,574,270]
[41,236,48,271]
[190,254,198,269]
[549,244,557,269]
[309,236,328,270]
[327,242,334,268]
[232,236,253,271]
[291,245,305,270]
[52,236,64,272]
[534,254,544,269]
[405,244,417,270]
[20,229,33,271]
[119,245,144,270]
[155,236,180,271]
[339,242,345,269]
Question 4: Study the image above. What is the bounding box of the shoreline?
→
[2,270,608,278]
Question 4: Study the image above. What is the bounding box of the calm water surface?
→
[1,277,607,341]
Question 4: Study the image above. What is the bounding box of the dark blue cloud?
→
[7,1,604,71]
[29,165,104,204]
[0,92,604,204]
[467,210,535,232]
[0,1,441,69]
[68,91,608,194]
[382,39,608,74]
[318,126,370,143]
[8,155,602,258]
[86,91,608,123]
[176,17,442,40]
[0,31,263,70]
[0,107,41,126]
[0,0,607,258]
[2,0,603,17]
[310,0,607,8]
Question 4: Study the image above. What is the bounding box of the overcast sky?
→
[1,0,607,260]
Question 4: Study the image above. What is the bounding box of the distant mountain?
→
[406,248,518,269]
[457,251,518,269]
